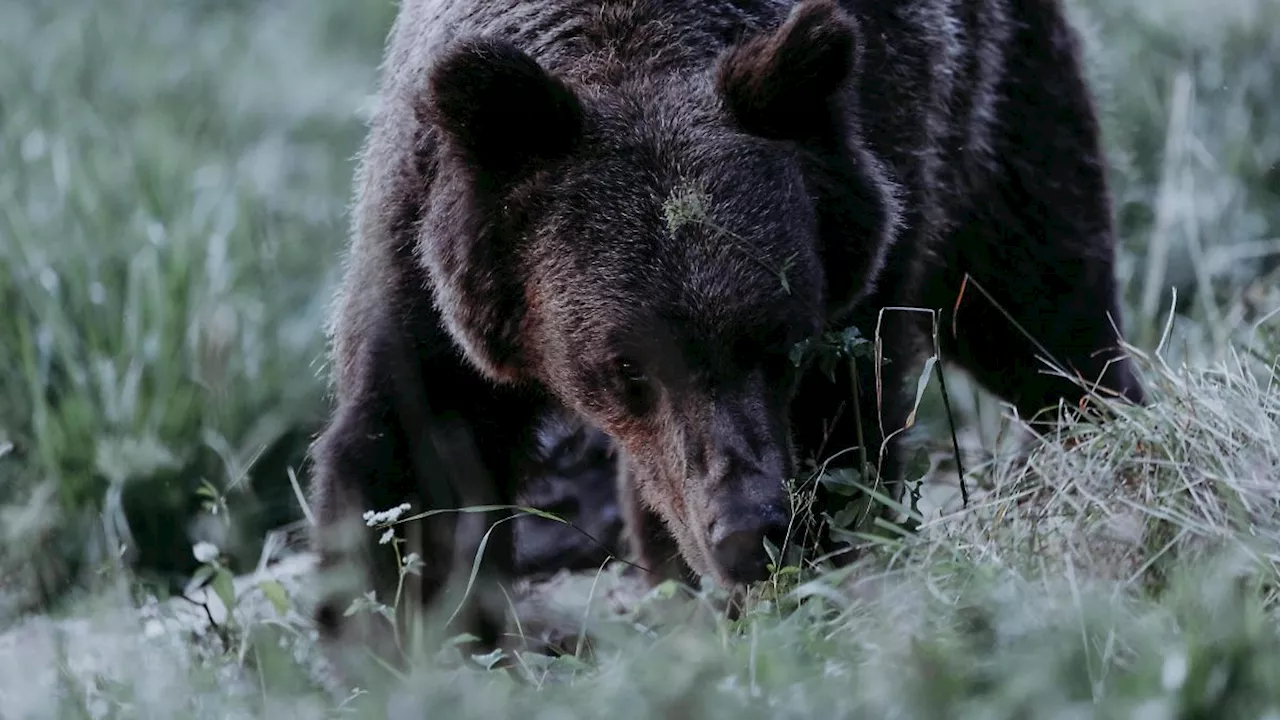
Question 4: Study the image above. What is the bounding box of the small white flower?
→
[192,541,220,564]
[379,528,395,545]
[402,552,420,568]
[363,502,412,527]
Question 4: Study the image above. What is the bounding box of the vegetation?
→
[0,0,1276,716]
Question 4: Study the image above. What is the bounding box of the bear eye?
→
[612,357,654,414]
[616,357,648,385]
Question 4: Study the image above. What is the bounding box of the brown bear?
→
[308,0,1146,665]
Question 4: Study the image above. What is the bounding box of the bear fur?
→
[513,413,625,579]
[308,0,1146,665]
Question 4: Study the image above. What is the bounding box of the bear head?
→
[418,0,896,586]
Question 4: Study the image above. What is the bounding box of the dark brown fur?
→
[309,0,1145,666]
[513,412,625,579]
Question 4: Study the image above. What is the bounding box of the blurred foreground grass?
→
[3,343,1278,718]
[0,0,1277,716]
[0,0,395,613]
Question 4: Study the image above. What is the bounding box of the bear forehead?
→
[529,208,823,363]
[537,96,819,256]
[526,155,822,309]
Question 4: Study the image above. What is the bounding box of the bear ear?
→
[425,38,583,176]
[716,0,858,142]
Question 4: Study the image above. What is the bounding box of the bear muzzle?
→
[706,498,791,585]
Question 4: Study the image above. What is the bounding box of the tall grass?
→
[2,338,1277,717]
[0,0,394,617]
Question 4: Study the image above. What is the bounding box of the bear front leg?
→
[309,394,439,678]
[926,0,1145,426]
[309,317,543,676]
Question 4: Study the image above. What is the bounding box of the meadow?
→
[0,0,1277,717]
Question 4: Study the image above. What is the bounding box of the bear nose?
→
[708,508,789,585]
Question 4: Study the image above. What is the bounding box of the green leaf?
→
[258,579,291,616]
[838,326,870,358]
[211,567,237,614]
[818,467,861,497]
[828,500,867,531]
[652,579,680,600]
[789,338,811,368]
[189,563,216,589]
[472,647,508,670]
[343,598,364,618]
[763,536,781,566]
[444,633,481,648]
[903,355,937,429]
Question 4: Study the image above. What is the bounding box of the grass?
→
[0,0,396,616]
[0,0,1277,716]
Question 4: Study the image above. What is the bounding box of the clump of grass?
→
[915,327,1280,598]
[0,0,392,616]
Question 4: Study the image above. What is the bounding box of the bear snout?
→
[706,501,790,585]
